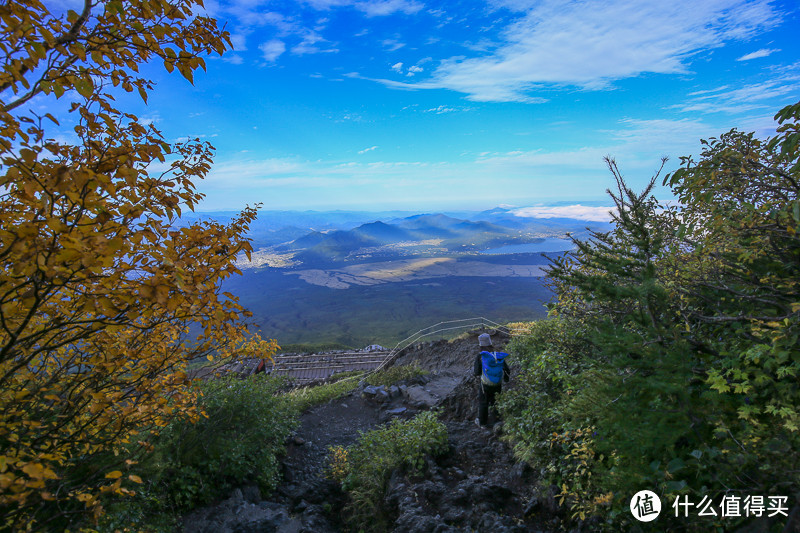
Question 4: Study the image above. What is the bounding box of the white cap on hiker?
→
[478,333,492,347]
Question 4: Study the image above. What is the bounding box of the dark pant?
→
[478,383,502,426]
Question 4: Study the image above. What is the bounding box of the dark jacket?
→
[474,350,510,385]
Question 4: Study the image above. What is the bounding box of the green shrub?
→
[365,362,427,387]
[328,411,448,531]
[286,363,428,413]
[497,319,616,522]
[498,318,596,463]
[97,490,179,533]
[98,376,297,529]
[287,373,365,412]
[124,377,296,517]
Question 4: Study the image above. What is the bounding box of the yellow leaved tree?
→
[0,0,271,529]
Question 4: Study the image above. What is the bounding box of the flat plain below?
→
[223,253,553,347]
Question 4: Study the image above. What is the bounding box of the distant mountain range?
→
[256,209,610,265]
[177,205,613,252]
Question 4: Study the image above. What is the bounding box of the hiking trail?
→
[183,332,564,533]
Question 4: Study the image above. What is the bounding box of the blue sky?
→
[54,0,800,213]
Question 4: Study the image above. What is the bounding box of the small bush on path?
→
[328,411,448,532]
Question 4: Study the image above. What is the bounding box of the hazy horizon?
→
[187,201,619,223]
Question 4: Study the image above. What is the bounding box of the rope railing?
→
[280,316,530,388]
[370,317,510,375]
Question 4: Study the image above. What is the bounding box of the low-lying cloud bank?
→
[511,205,616,222]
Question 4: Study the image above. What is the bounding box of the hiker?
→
[473,333,510,428]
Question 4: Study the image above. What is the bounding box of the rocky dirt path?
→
[183,332,561,533]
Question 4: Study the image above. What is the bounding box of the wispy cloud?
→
[302,0,423,16]
[737,48,780,61]
[423,105,458,114]
[259,39,286,62]
[229,33,248,51]
[290,29,339,54]
[672,74,800,114]
[382,38,406,51]
[207,2,342,64]
[687,85,730,97]
[139,113,161,126]
[389,62,426,76]
[222,54,245,64]
[379,0,781,102]
[358,145,379,154]
[472,117,720,176]
[355,0,423,17]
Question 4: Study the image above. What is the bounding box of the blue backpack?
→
[480,351,508,386]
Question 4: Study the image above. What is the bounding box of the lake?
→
[481,239,575,254]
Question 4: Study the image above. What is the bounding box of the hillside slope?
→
[183,332,563,532]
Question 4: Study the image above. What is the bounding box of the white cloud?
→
[511,205,616,222]
[392,62,425,76]
[423,105,458,114]
[472,117,721,178]
[737,48,780,61]
[382,38,406,51]
[223,6,298,34]
[229,33,248,51]
[354,0,424,17]
[687,85,729,97]
[222,54,245,64]
[609,118,717,151]
[292,30,338,55]
[303,0,351,8]
[302,0,423,16]
[259,39,286,62]
[672,75,800,114]
[358,145,379,154]
[140,113,161,126]
[363,73,549,103]
[386,0,781,102]
[174,134,212,143]
[736,113,781,138]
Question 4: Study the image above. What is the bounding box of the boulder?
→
[403,386,439,408]
[362,385,383,396]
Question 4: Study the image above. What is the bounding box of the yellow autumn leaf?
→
[104,470,123,479]
[22,463,45,479]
